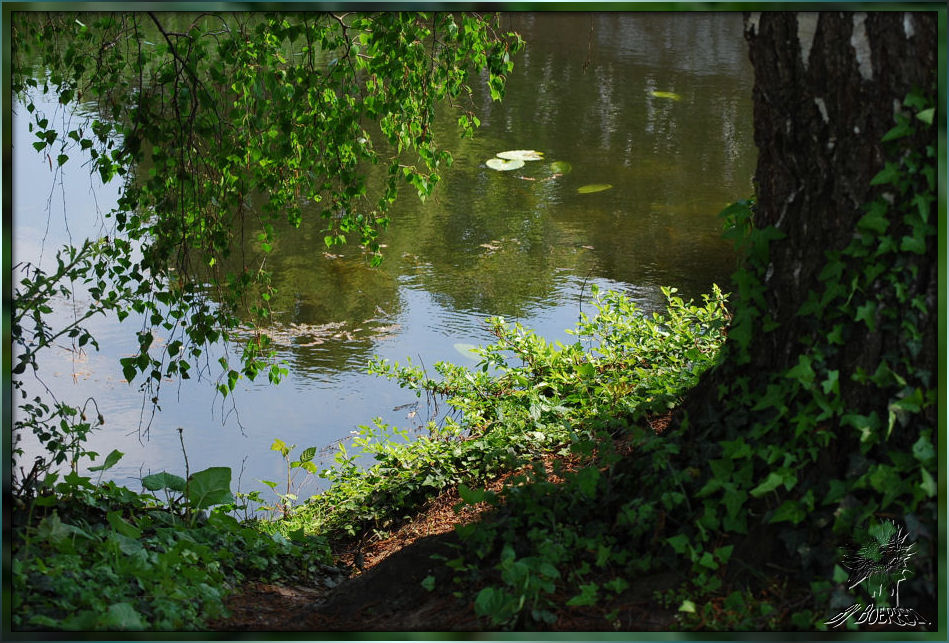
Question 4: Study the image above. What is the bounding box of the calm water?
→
[12,13,755,495]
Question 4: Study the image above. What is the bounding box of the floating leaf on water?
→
[549,160,572,174]
[577,184,613,194]
[486,157,525,171]
[650,90,681,101]
[453,343,481,359]
[496,149,544,161]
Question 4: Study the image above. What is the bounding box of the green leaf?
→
[271,438,290,456]
[666,533,689,554]
[920,468,936,498]
[458,483,486,505]
[106,510,142,539]
[102,602,146,630]
[299,446,317,463]
[678,599,696,613]
[912,433,935,464]
[549,160,572,174]
[574,466,600,498]
[749,471,783,497]
[566,583,599,607]
[856,202,889,234]
[915,107,934,124]
[120,356,137,382]
[421,575,436,591]
[577,183,612,194]
[870,162,900,186]
[88,448,124,472]
[141,471,186,493]
[769,500,806,524]
[854,301,877,331]
[784,354,815,386]
[650,90,681,101]
[187,466,234,510]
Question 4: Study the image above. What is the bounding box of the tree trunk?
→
[673,10,938,609]
[740,11,937,401]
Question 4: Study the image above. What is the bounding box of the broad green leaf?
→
[769,500,806,524]
[107,511,142,539]
[678,599,696,613]
[485,157,525,171]
[299,446,317,462]
[496,149,543,161]
[141,471,186,493]
[188,466,234,510]
[457,483,486,505]
[566,583,599,606]
[549,160,572,174]
[915,107,934,124]
[749,471,783,497]
[88,448,124,472]
[577,183,612,194]
[666,533,689,554]
[651,90,681,101]
[103,602,146,630]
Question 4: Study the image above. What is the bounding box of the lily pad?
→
[549,160,572,174]
[453,343,481,359]
[486,158,525,171]
[650,90,681,101]
[577,183,613,194]
[496,149,544,161]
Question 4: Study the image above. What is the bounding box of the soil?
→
[208,447,684,633]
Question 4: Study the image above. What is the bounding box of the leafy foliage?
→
[665,89,938,628]
[287,286,729,628]
[11,11,523,441]
[12,457,331,631]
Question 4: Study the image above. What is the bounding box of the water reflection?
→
[13,12,755,491]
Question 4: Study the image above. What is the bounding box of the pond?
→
[12,12,755,499]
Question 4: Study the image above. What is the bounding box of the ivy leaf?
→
[854,301,877,331]
[915,107,934,125]
[458,483,486,505]
[784,354,815,387]
[749,471,783,498]
[870,162,900,186]
[912,433,935,465]
[666,534,689,554]
[920,468,936,498]
[769,500,806,524]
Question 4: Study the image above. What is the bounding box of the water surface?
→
[13,12,755,494]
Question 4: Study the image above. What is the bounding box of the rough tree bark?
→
[740,11,937,404]
[685,11,938,429]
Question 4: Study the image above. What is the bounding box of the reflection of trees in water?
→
[215,13,753,344]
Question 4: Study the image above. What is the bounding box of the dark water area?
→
[13,12,755,493]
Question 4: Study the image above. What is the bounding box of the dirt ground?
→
[208,454,681,633]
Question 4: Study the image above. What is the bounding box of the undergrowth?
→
[12,465,332,630]
[285,285,731,628]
